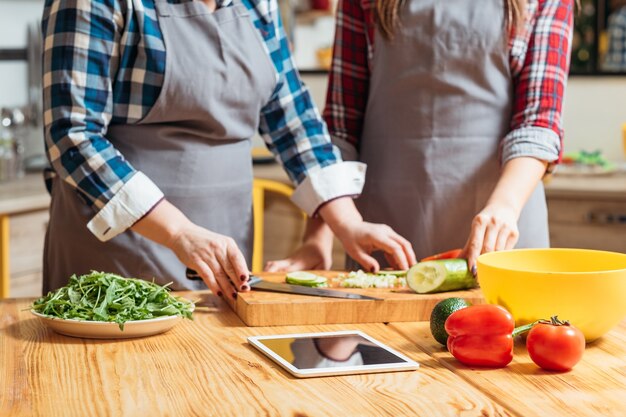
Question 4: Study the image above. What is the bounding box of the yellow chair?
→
[0,215,9,298]
[252,178,300,273]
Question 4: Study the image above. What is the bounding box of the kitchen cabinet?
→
[0,173,49,298]
[545,174,626,252]
[7,209,47,297]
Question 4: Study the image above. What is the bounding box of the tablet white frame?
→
[248,330,420,378]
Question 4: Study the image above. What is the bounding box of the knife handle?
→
[186,268,259,284]
[186,268,203,281]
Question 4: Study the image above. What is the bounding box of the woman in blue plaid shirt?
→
[42,0,416,298]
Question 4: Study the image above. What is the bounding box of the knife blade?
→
[185,268,381,300]
[247,276,382,300]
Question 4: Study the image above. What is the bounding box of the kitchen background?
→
[2,0,626,160]
[1,0,625,298]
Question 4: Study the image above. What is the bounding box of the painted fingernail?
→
[241,285,250,291]
[232,292,238,299]
[370,266,376,273]
[240,274,248,282]
[217,291,223,297]
[471,265,477,277]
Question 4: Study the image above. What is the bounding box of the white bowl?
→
[31,308,192,339]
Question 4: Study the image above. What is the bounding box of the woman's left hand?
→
[264,239,333,272]
[461,204,519,276]
[318,197,416,272]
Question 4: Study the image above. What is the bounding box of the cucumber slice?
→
[406,259,477,294]
[376,270,407,277]
[285,272,328,288]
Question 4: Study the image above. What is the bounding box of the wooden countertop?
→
[545,172,626,201]
[0,173,49,216]
[2,294,625,417]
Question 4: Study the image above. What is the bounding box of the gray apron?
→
[44,0,277,291]
[348,0,549,269]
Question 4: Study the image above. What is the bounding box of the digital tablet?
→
[248,330,420,378]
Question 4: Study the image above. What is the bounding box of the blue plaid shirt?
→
[43,0,364,240]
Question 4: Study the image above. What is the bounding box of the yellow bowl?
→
[477,248,626,342]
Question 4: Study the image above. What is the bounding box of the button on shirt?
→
[42,0,365,241]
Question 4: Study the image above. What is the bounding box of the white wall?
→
[0,0,44,108]
[562,77,626,160]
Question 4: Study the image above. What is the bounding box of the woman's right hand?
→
[132,199,249,301]
[168,223,250,300]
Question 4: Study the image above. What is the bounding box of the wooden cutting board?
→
[233,271,484,326]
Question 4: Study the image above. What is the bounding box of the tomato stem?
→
[538,315,570,326]
[512,316,572,338]
[512,321,539,337]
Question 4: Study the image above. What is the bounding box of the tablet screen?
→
[249,331,419,377]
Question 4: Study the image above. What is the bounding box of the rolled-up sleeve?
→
[256,0,365,216]
[503,0,574,166]
[42,0,163,241]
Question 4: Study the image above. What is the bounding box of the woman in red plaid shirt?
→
[267,0,574,274]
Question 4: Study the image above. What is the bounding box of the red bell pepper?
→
[420,249,463,262]
[445,304,515,368]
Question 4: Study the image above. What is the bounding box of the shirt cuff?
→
[291,161,366,217]
[501,126,561,166]
[87,171,164,242]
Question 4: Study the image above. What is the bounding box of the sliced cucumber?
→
[406,259,477,294]
[285,271,328,288]
[376,270,407,277]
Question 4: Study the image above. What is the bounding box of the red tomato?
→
[421,249,463,262]
[526,317,585,371]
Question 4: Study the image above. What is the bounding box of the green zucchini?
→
[406,259,477,294]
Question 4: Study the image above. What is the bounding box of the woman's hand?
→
[461,204,519,275]
[318,197,416,272]
[461,156,549,276]
[334,220,416,271]
[168,224,250,300]
[265,239,333,272]
[265,216,334,272]
[132,199,249,300]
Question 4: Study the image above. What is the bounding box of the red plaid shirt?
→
[323,0,574,165]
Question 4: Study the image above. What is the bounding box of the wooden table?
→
[2,294,625,417]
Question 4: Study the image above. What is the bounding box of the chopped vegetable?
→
[445,304,515,368]
[285,271,328,288]
[406,259,477,294]
[377,270,407,277]
[526,316,585,371]
[31,271,194,330]
[334,270,406,289]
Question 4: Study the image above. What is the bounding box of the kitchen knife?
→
[247,276,382,300]
[185,268,381,300]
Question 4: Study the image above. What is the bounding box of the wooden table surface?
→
[2,293,625,417]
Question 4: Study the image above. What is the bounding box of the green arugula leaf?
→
[32,271,194,331]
